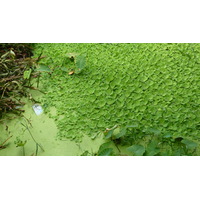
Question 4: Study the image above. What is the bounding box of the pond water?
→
[0,94,104,156]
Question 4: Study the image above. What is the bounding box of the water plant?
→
[33,43,200,148]
[14,137,27,156]
[21,117,44,156]
[98,124,199,156]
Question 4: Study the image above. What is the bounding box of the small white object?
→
[32,104,43,115]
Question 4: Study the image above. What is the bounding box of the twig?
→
[0,135,13,146]
[0,135,13,150]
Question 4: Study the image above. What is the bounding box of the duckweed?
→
[33,43,200,142]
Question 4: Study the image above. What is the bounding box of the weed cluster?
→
[0,44,44,119]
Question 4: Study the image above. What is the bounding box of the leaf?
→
[69,71,75,75]
[36,65,51,72]
[112,127,120,138]
[10,50,16,57]
[23,69,32,79]
[127,145,145,156]
[60,67,68,72]
[98,141,112,152]
[105,130,113,139]
[126,124,139,128]
[148,128,161,135]
[163,133,172,138]
[114,128,127,139]
[75,54,86,71]
[181,139,198,149]
[98,141,113,156]
[106,98,116,105]
[98,99,106,107]
[145,141,160,156]
[98,148,113,156]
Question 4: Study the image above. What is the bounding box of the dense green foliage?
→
[97,124,198,156]
[33,43,200,146]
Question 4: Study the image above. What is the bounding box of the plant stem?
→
[0,135,13,146]
[22,146,25,156]
[21,122,44,152]
[114,142,121,153]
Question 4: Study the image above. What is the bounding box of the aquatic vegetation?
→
[21,118,45,155]
[33,43,200,146]
[14,137,27,156]
[100,124,198,156]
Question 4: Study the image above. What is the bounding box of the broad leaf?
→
[148,128,161,135]
[181,139,198,149]
[145,141,160,156]
[127,144,145,156]
[97,141,113,156]
[114,128,127,139]
[98,148,113,156]
[105,130,113,139]
[36,65,51,72]
[75,55,86,71]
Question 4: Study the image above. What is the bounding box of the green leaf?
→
[163,133,172,138]
[181,139,198,149]
[36,65,51,72]
[105,130,113,139]
[97,141,113,156]
[114,128,127,139]
[99,99,107,107]
[60,67,68,72]
[127,145,145,156]
[106,98,116,105]
[112,127,120,137]
[75,54,86,71]
[145,142,160,156]
[98,142,112,151]
[148,128,161,135]
[23,69,32,79]
[98,148,113,156]
[126,124,139,128]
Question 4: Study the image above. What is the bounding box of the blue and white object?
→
[32,104,43,115]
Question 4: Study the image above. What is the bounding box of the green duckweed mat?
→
[33,43,200,144]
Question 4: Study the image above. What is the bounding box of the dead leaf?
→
[68,71,75,75]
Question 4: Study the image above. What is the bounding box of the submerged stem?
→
[22,146,25,156]
[21,122,44,153]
